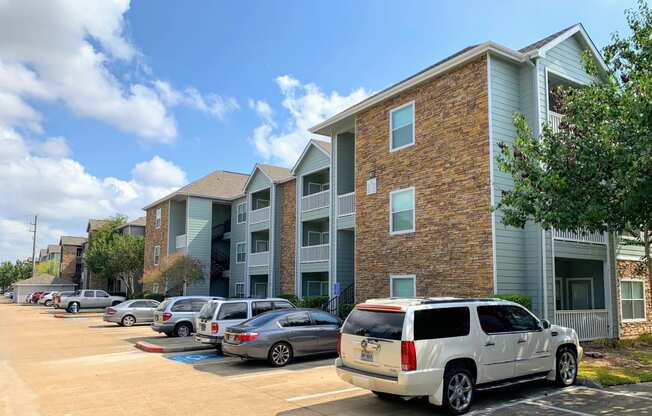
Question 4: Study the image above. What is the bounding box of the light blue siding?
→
[336,230,354,290]
[295,144,330,175]
[229,197,246,296]
[302,207,329,221]
[249,220,270,232]
[247,169,271,193]
[337,214,355,230]
[300,261,329,273]
[168,199,186,254]
[185,197,212,295]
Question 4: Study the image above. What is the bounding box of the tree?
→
[105,235,144,298]
[13,259,32,281]
[36,259,60,276]
[142,253,205,296]
[0,261,15,290]
[496,1,652,282]
[84,216,126,281]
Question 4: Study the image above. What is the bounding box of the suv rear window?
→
[157,299,171,311]
[198,302,218,320]
[414,307,470,340]
[342,309,405,340]
[217,302,247,320]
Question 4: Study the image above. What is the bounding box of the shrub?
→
[494,294,532,311]
[300,296,329,309]
[339,304,355,320]
[144,292,165,302]
[279,294,299,306]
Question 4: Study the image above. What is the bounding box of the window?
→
[306,280,329,296]
[234,283,245,298]
[307,231,322,246]
[155,208,161,229]
[130,301,147,308]
[76,247,83,257]
[390,188,415,234]
[95,290,109,298]
[621,280,645,321]
[171,299,192,312]
[217,302,247,320]
[255,240,269,253]
[153,245,161,266]
[254,199,269,210]
[152,283,160,294]
[342,309,405,340]
[191,299,208,312]
[146,301,159,308]
[308,182,323,195]
[322,182,330,191]
[389,101,415,151]
[83,290,94,297]
[281,312,312,327]
[390,274,415,298]
[414,307,470,340]
[321,232,329,245]
[252,301,273,316]
[477,305,540,334]
[236,203,246,224]
[235,242,246,263]
[273,301,294,310]
[311,311,340,326]
[567,278,594,310]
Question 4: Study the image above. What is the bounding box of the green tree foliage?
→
[0,260,32,289]
[496,1,652,281]
[36,259,60,276]
[142,253,205,295]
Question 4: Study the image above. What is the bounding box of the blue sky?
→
[0,0,639,261]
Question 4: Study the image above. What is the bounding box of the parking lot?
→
[2,302,652,416]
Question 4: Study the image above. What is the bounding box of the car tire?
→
[268,342,293,367]
[442,365,474,415]
[121,315,136,327]
[555,347,578,387]
[174,322,192,337]
[44,300,52,307]
[67,302,80,314]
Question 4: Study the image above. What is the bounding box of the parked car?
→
[335,298,582,415]
[52,291,74,308]
[3,291,14,300]
[195,298,295,349]
[103,299,160,327]
[222,308,341,367]
[59,290,126,313]
[29,291,44,304]
[151,296,222,337]
[37,292,53,306]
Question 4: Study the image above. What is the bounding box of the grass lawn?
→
[579,334,652,386]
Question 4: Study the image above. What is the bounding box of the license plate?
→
[361,351,374,362]
[154,315,159,321]
[200,323,206,331]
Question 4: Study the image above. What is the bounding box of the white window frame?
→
[308,182,323,195]
[234,283,245,298]
[390,274,416,298]
[620,279,646,322]
[254,199,269,210]
[155,208,161,229]
[566,277,595,310]
[235,242,246,264]
[153,245,160,266]
[389,187,416,235]
[389,101,415,152]
[236,203,246,224]
[255,239,269,253]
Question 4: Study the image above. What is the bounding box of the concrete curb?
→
[53,313,103,319]
[134,340,214,354]
[577,377,604,389]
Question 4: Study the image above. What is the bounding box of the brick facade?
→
[354,55,493,301]
[617,259,652,337]
[278,180,296,295]
[60,245,82,283]
[143,201,169,292]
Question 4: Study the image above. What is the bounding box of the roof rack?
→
[419,298,508,305]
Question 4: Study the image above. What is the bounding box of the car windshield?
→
[198,302,218,320]
[70,291,81,297]
[156,299,172,311]
[342,309,405,340]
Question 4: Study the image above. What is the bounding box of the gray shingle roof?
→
[87,219,109,233]
[311,139,331,155]
[257,164,294,183]
[59,236,87,246]
[117,216,146,229]
[14,273,76,286]
[47,244,61,254]
[519,24,579,53]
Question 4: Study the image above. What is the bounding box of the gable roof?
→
[519,24,578,53]
[47,244,61,254]
[59,236,87,246]
[290,139,332,175]
[14,273,76,286]
[39,248,47,258]
[143,170,249,210]
[86,219,109,233]
[117,216,146,230]
[243,163,294,192]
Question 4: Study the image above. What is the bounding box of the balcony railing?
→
[175,234,187,249]
[301,189,330,212]
[248,251,269,267]
[249,206,270,224]
[337,192,355,216]
[548,111,563,133]
[554,309,609,341]
[301,244,329,262]
[553,229,606,245]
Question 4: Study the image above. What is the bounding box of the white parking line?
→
[582,387,652,402]
[467,387,578,415]
[525,400,596,416]
[286,387,362,402]
[227,364,333,381]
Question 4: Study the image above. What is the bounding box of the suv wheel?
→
[555,347,577,387]
[442,365,474,415]
[67,302,80,313]
[44,300,52,307]
[121,315,136,327]
[268,342,293,367]
[174,322,192,337]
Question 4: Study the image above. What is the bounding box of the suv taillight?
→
[106,308,116,315]
[336,333,342,356]
[211,322,219,333]
[162,312,172,321]
[401,341,416,372]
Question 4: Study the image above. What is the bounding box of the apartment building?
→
[58,236,86,285]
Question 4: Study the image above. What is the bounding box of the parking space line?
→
[286,387,362,402]
[525,400,596,416]
[227,364,333,381]
[581,386,652,402]
[467,387,577,415]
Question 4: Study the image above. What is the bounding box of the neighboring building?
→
[58,236,87,285]
[13,274,76,304]
[46,245,61,262]
[38,248,48,263]
[82,219,109,291]
[143,170,249,297]
[117,216,146,237]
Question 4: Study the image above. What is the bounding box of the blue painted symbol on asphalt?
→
[166,351,224,364]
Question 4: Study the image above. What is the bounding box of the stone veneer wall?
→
[60,245,81,283]
[278,180,296,295]
[354,55,494,301]
[143,200,169,292]
[617,259,652,337]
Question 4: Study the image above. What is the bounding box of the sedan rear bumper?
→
[222,341,268,360]
[103,314,121,323]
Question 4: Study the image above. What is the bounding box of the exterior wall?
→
[229,197,247,297]
[144,200,169,284]
[247,170,271,194]
[168,199,186,254]
[272,183,283,296]
[244,168,273,296]
[278,180,296,295]
[354,55,493,301]
[617,260,652,337]
[186,197,212,295]
[59,245,82,282]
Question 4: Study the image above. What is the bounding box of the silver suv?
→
[151,296,222,337]
[60,290,126,313]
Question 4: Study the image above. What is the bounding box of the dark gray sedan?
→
[103,299,160,327]
[222,308,341,367]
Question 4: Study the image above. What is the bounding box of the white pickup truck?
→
[60,290,126,313]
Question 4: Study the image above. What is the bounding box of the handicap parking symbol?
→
[166,351,223,364]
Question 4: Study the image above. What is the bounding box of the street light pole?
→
[30,215,38,276]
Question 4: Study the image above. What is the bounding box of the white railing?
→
[301,244,330,262]
[248,251,269,267]
[553,229,607,245]
[554,309,610,341]
[175,234,187,249]
[249,206,270,224]
[301,189,330,212]
[548,111,563,133]
[338,192,355,216]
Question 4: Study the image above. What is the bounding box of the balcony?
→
[548,111,563,134]
[554,309,609,341]
[301,244,329,263]
[338,192,355,216]
[553,229,606,245]
[301,189,330,212]
[249,251,269,267]
[249,206,270,224]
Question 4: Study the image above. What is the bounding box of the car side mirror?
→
[541,319,551,330]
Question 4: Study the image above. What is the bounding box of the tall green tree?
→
[0,261,15,290]
[496,1,652,281]
[142,253,205,296]
[84,216,126,280]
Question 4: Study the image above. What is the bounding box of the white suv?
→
[336,298,582,415]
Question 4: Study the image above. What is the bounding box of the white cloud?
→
[131,155,188,189]
[249,75,370,166]
[35,137,71,159]
[154,81,239,121]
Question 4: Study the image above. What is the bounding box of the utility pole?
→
[29,215,38,276]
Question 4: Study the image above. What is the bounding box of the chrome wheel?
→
[559,351,577,385]
[271,343,291,366]
[122,315,136,327]
[447,373,473,412]
[176,324,191,337]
